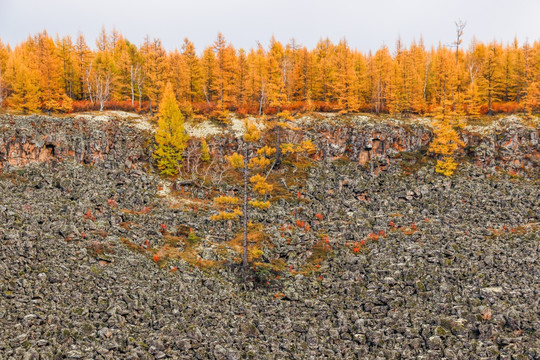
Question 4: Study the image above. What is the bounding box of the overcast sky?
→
[1,0,539,53]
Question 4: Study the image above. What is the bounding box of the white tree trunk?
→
[85,60,94,103]
[96,73,111,112]
[130,65,135,106]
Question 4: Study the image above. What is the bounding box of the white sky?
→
[1,0,539,53]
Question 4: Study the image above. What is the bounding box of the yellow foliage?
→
[59,94,73,113]
[257,145,276,157]
[6,58,40,114]
[280,143,296,155]
[277,110,294,121]
[248,156,270,169]
[249,200,271,209]
[200,139,210,162]
[280,141,316,156]
[429,119,464,156]
[153,83,189,176]
[226,152,244,169]
[213,196,240,205]
[250,174,273,195]
[276,121,300,131]
[429,118,463,176]
[301,140,317,154]
[209,208,243,221]
[249,247,264,260]
[243,120,261,142]
[435,157,459,176]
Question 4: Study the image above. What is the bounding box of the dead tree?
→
[95,73,111,112]
[453,19,466,64]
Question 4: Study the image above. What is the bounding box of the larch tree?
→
[74,33,92,101]
[182,38,202,103]
[334,39,359,112]
[142,37,168,115]
[236,48,248,104]
[370,46,393,114]
[93,46,115,111]
[168,49,189,108]
[2,31,540,116]
[428,118,465,176]
[293,47,312,104]
[246,44,268,114]
[464,41,478,108]
[523,41,540,114]
[479,42,503,115]
[0,39,9,108]
[210,120,273,272]
[266,37,287,108]
[312,38,336,104]
[56,35,77,100]
[201,46,217,105]
[30,31,71,114]
[213,33,238,110]
[153,83,189,176]
[5,49,40,113]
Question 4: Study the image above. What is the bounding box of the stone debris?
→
[0,114,538,359]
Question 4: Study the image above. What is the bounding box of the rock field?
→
[0,114,538,359]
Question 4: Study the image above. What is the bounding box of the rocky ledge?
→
[1,113,538,175]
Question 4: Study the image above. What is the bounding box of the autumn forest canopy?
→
[0,28,539,117]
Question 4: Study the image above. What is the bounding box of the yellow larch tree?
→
[182,38,202,103]
[210,120,273,271]
[429,118,465,176]
[266,36,287,109]
[153,83,189,176]
[141,37,168,115]
[5,49,40,113]
[334,39,359,112]
[0,39,9,108]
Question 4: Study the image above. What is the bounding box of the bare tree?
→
[423,55,431,102]
[130,64,144,107]
[130,65,136,106]
[258,82,266,115]
[202,85,211,105]
[449,20,466,111]
[85,59,112,112]
[453,19,467,64]
[467,41,480,84]
[95,73,111,111]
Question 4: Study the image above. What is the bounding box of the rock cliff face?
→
[1,114,538,174]
[0,114,152,172]
[303,116,539,172]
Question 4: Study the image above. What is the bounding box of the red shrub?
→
[84,210,95,221]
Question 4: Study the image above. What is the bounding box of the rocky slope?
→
[0,113,539,359]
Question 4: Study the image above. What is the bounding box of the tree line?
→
[0,28,539,116]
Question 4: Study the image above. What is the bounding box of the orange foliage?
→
[1,30,540,116]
